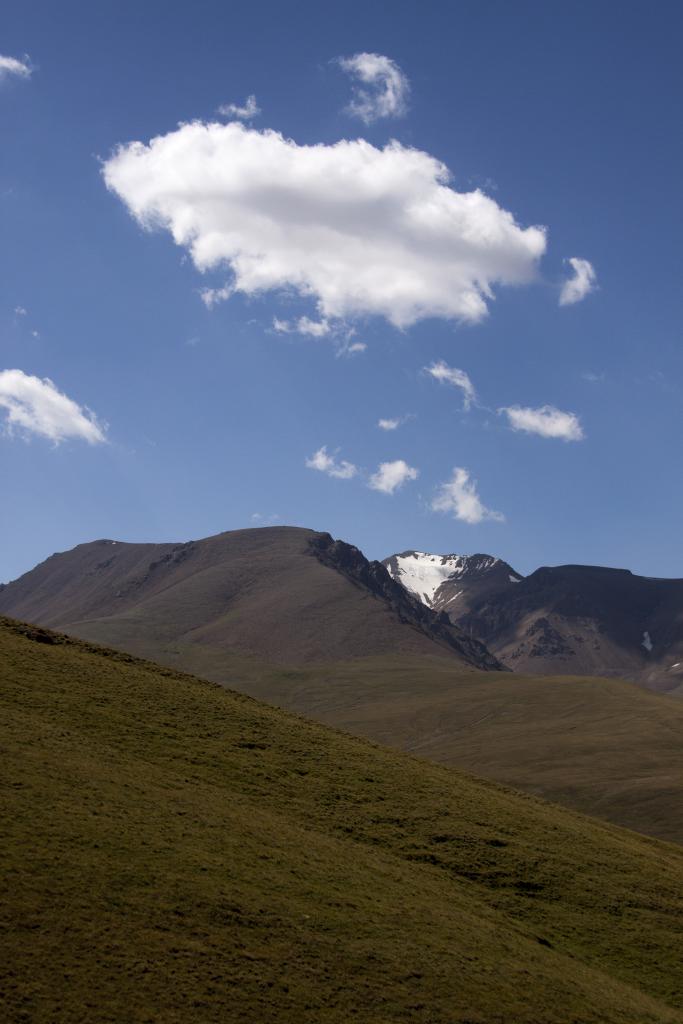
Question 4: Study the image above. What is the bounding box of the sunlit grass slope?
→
[1,616,682,1024]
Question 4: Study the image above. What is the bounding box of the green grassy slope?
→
[231,655,683,845]
[1,616,682,1024]
[108,634,683,844]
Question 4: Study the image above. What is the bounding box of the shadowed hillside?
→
[1,615,683,1023]
[458,563,683,690]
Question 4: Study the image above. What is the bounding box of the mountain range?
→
[6,528,682,691]
[0,527,502,671]
[383,549,683,692]
[2,526,683,845]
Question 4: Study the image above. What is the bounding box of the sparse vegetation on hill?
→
[236,654,683,845]
[1,616,682,1023]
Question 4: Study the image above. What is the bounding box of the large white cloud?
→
[368,459,418,494]
[559,257,596,306]
[0,369,106,444]
[500,404,584,441]
[103,121,547,329]
[432,467,503,524]
[425,360,476,409]
[0,55,31,82]
[305,445,357,479]
[337,52,409,123]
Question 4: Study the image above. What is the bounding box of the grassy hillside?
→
[232,655,683,845]
[1,616,683,1024]
[95,632,683,844]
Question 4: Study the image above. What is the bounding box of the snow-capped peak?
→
[383,550,521,608]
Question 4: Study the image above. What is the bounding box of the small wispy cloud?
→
[424,360,476,410]
[305,445,357,479]
[337,52,409,123]
[368,459,418,494]
[335,337,366,358]
[559,257,597,306]
[14,306,27,317]
[273,316,331,337]
[0,55,32,83]
[251,512,280,524]
[217,94,260,120]
[200,283,234,309]
[0,369,106,445]
[500,404,584,441]
[377,413,413,431]
[275,317,366,357]
[432,467,503,524]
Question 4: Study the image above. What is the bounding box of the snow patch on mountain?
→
[384,552,459,605]
[384,550,520,608]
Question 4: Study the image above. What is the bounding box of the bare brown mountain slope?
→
[0,526,501,670]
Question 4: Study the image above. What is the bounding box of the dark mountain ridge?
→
[310,532,502,668]
[384,549,683,691]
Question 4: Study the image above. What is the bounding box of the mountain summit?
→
[0,527,502,674]
[382,550,523,615]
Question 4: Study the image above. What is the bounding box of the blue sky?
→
[2,0,682,583]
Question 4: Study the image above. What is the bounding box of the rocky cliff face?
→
[310,534,505,671]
